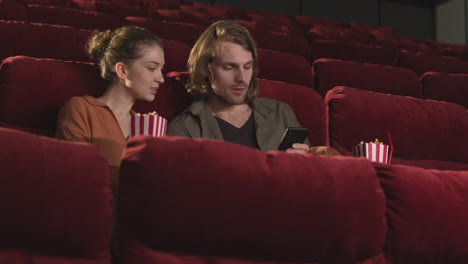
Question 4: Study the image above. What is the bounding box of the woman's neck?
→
[98,83,135,118]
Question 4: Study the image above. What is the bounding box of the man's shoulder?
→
[168,100,203,124]
[169,110,193,123]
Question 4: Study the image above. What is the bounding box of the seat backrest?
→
[94,2,146,18]
[134,73,326,146]
[124,17,206,46]
[375,163,468,263]
[0,20,190,71]
[0,0,28,21]
[0,127,112,264]
[252,28,310,60]
[27,4,122,30]
[313,58,422,97]
[310,39,398,66]
[0,56,104,136]
[160,39,191,72]
[398,51,468,76]
[420,72,468,108]
[257,48,314,88]
[153,9,212,25]
[295,15,346,29]
[325,86,468,170]
[0,20,91,62]
[307,26,376,45]
[257,78,326,146]
[191,2,248,20]
[118,136,386,264]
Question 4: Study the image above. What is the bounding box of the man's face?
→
[208,41,253,105]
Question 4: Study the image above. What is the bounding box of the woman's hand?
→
[286,143,310,154]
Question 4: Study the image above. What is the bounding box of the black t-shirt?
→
[214,112,259,149]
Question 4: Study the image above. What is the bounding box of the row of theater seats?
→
[2,123,468,264]
[312,58,468,107]
[2,0,468,73]
[0,55,467,171]
[1,19,466,108]
[4,0,468,59]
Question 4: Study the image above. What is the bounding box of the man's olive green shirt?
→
[167,97,310,151]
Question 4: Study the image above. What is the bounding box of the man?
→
[168,20,338,155]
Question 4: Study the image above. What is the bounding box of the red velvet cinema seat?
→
[27,4,122,30]
[0,127,112,264]
[0,0,28,21]
[0,56,105,136]
[398,51,468,76]
[420,72,468,108]
[0,55,187,137]
[0,20,92,62]
[152,9,213,26]
[375,163,468,264]
[257,48,314,88]
[94,2,146,18]
[325,86,468,171]
[118,136,387,264]
[306,26,377,45]
[134,72,327,147]
[309,39,398,66]
[160,39,192,72]
[295,15,346,29]
[124,17,206,46]
[0,20,191,70]
[252,28,311,60]
[312,58,422,97]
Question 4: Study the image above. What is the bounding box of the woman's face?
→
[124,44,165,102]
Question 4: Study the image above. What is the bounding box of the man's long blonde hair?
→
[187,20,259,102]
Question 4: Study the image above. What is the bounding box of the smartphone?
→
[277,127,309,151]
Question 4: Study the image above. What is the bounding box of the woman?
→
[56,26,165,189]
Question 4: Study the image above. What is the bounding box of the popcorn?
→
[130,111,167,137]
[353,138,393,164]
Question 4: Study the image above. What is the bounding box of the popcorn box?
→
[130,112,167,137]
[353,139,393,164]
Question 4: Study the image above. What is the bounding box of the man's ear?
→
[115,62,127,80]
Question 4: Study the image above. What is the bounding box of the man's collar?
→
[187,97,275,118]
[186,99,207,116]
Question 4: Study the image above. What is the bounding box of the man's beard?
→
[211,86,248,106]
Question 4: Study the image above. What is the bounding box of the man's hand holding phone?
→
[286,143,310,153]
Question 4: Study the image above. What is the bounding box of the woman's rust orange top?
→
[56,95,132,189]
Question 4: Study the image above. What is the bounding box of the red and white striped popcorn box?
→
[130,112,167,137]
[353,141,393,164]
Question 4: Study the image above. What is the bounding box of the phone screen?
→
[277,127,309,150]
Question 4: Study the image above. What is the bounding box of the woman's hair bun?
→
[87,29,113,62]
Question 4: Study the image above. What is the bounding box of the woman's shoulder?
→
[59,95,99,118]
[62,95,98,110]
